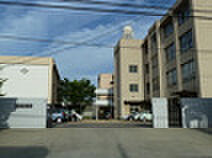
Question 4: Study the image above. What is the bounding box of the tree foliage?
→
[58,78,96,113]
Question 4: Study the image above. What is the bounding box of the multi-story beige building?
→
[95,73,114,119]
[114,26,144,119]
[114,0,212,118]
[0,56,60,104]
[143,0,212,99]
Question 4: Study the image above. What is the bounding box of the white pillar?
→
[96,105,98,120]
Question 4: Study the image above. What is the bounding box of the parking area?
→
[0,128,212,158]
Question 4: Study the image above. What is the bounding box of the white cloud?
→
[40,16,154,85]
[0,2,158,85]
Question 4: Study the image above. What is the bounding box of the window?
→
[151,33,157,44]
[129,65,138,73]
[143,43,148,55]
[165,43,176,62]
[164,21,174,37]
[152,55,159,78]
[182,60,196,82]
[167,69,177,86]
[146,83,150,95]
[152,78,159,91]
[180,30,193,53]
[130,84,139,92]
[151,33,157,53]
[145,64,149,74]
[152,55,158,68]
[178,6,190,26]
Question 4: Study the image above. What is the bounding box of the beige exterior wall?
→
[97,73,113,100]
[98,74,113,89]
[192,0,212,97]
[0,56,60,104]
[114,39,144,118]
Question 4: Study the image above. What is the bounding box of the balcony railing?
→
[94,99,113,107]
[95,88,113,96]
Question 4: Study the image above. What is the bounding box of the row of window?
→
[166,60,196,87]
[165,30,193,62]
[147,29,193,63]
[129,65,139,92]
[144,61,196,92]
[163,6,191,37]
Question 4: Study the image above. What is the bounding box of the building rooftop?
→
[0,55,60,79]
[0,55,55,65]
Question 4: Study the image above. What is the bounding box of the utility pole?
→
[96,105,98,120]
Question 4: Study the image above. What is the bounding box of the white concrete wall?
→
[152,98,169,128]
[0,64,49,99]
[0,98,48,128]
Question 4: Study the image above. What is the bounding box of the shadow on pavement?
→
[0,128,8,132]
[54,122,153,128]
[0,146,49,158]
[117,143,129,158]
[196,128,212,135]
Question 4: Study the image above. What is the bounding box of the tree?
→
[58,78,96,114]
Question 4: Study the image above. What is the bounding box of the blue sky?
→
[0,0,176,86]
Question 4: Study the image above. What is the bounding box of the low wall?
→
[0,98,47,128]
[152,98,212,128]
[152,98,169,128]
[181,98,212,128]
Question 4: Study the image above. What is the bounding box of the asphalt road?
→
[54,121,152,128]
[0,128,212,158]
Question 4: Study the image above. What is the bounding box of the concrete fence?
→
[0,98,48,128]
[152,98,212,128]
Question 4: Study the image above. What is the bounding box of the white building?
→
[0,56,60,104]
[0,56,60,128]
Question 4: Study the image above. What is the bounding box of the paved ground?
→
[0,127,212,158]
[54,121,152,128]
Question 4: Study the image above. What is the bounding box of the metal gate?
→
[168,98,182,127]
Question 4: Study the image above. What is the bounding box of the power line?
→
[2,34,212,53]
[0,1,212,20]
[0,1,169,16]
[35,15,142,57]
[0,34,112,48]
[0,16,142,67]
[60,0,171,10]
